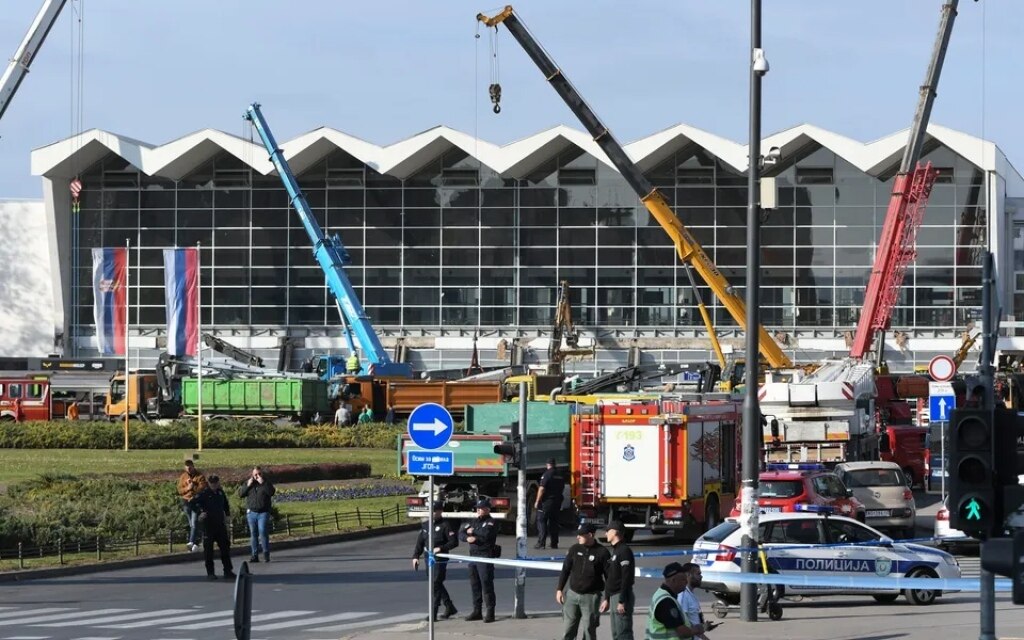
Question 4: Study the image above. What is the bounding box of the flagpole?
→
[197,241,203,452]
[135,230,141,373]
[123,238,130,452]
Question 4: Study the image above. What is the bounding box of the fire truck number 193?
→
[616,430,643,440]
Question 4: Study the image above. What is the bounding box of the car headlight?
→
[942,554,959,567]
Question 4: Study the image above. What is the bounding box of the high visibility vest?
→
[645,587,689,640]
[346,355,359,372]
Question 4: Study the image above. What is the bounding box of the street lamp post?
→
[740,0,768,623]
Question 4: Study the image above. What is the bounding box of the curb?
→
[0,523,418,583]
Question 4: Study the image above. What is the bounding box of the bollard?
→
[134,533,140,556]
[168,530,173,554]
[96,535,101,561]
[334,511,340,531]
[77,539,82,554]
[58,537,63,565]
[233,561,254,640]
[356,507,362,526]
[396,504,401,523]
[18,542,23,569]
[311,514,316,535]
[285,514,291,537]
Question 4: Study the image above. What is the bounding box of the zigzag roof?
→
[30,122,1024,194]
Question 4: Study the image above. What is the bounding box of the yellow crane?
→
[477,6,792,369]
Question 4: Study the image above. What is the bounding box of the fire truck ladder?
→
[576,416,601,508]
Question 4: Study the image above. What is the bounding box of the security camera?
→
[752,48,769,75]
[762,146,781,166]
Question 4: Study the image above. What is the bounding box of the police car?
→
[692,508,960,606]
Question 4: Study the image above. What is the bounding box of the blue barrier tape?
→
[439,552,1003,593]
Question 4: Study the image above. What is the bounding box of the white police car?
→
[692,508,960,606]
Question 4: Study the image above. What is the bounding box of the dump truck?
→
[181,378,331,423]
[398,402,573,522]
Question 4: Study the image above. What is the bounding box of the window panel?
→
[443,228,478,246]
[404,306,439,325]
[558,227,596,246]
[481,268,515,286]
[366,190,402,208]
[481,207,516,227]
[405,209,440,227]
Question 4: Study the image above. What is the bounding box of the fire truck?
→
[0,376,79,421]
[571,398,740,540]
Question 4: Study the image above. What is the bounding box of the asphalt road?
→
[0,496,1015,640]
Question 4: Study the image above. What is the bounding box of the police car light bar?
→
[766,463,825,472]
[795,504,835,514]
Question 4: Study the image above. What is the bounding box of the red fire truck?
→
[0,377,76,421]
[571,397,740,540]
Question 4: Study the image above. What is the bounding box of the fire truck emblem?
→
[623,445,636,462]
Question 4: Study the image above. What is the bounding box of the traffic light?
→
[980,529,1024,605]
[948,408,996,538]
[493,420,522,468]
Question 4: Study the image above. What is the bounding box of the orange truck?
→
[571,397,741,541]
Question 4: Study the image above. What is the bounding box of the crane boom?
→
[478,6,792,369]
[245,103,412,378]
[0,0,67,123]
[850,0,960,361]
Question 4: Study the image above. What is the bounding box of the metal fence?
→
[0,503,406,569]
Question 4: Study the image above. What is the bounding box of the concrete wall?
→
[0,200,55,357]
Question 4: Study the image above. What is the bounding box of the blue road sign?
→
[930,394,956,422]
[407,402,455,450]
[407,450,454,476]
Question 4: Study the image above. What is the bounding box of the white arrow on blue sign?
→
[929,394,956,422]
[407,402,455,450]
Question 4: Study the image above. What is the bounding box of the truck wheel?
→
[902,468,916,489]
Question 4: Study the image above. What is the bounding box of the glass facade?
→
[69,143,988,338]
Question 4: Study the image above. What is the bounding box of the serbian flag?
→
[163,248,199,356]
[92,247,127,355]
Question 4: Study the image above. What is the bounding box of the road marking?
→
[100,610,234,629]
[167,611,315,630]
[41,610,190,627]
[0,611,130,627]
[0,611,75,622]
[310,612,426,632]
[72,637,122,639]
[2,636,52,639]
[252,612,375,631]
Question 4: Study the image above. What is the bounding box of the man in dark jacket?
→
[191,475,235,580]
[556,523,611,640]
[600,521,636,640]
[535,457,565,549]
[460,498,499,623]
[238,466,275,562]
[412,502,459,621]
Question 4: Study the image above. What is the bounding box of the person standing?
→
[556,523,611,640]
[645,562,702,639]
[358,406,373,424]
[676,563,715,640]
[66,401,80,420]
[238,466,275,562]
[191,475,235,580]
[346,351,360,374]
[460,498,498,623]
[412,502,459,621]
[600,521,636,640]
[385,405,396,425]
[334,402,351,427]
[535,457,566,549]
[177,459,208,552]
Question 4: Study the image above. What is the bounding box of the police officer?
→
[190,475,235,580]
[412,502,459,621]
[556,523,611,640]
[461,498,498,623]
[535,457,566,549]
[601,521,636,640]
[645,562,702,639]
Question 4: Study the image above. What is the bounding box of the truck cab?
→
[880,425,928,488]
[105,372,179,420]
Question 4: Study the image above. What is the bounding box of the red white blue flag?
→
[91,247,127,355]
[163,248,199,357]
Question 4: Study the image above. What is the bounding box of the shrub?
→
[0,420,404,450]
[275,481,416,503]
[121,462,372,486]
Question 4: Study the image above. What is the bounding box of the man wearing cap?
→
[412,502,459,621]
[189,475,235,581]
[535,457,566,549]
[645,562,702,639]
[556,522,611,640]
[460,498,499,623]
[600,521,636,640]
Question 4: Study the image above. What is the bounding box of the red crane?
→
[850,0,961,364]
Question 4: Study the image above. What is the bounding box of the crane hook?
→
[488,83,502,115]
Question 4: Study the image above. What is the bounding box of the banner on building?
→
[91,247,127,356]
[163,247,199,357]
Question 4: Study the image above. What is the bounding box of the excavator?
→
[546,280,595,375]
[477,6,791,378]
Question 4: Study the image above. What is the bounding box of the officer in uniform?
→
[535,457,566,549]
[461,498,499,623]
[556,523,611,640]
[645,562,702,640]
[412,502,459,621]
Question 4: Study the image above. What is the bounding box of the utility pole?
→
[979,250,996,640]
[740,0,767,623]
[514,381,528,618]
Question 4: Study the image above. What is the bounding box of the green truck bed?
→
[181,378,330,415]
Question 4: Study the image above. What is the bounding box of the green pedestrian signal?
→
[965,498,982,521]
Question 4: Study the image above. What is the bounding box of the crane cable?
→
[487,18,501,113]
[68,0,86,213]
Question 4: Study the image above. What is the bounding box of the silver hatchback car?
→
[834,461,917,539]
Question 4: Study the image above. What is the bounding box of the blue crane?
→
[245,103,412,378]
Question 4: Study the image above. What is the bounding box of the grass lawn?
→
[0,448,400,485]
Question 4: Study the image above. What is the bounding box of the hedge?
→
[0,421,404,450]
[122,462,371,485]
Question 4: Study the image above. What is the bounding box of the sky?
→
[0,0,1021,199]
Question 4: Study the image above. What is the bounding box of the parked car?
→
[925,454,947,494]
[693,511,961,606]
[729,463,866,521]
[834,461,917,538]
